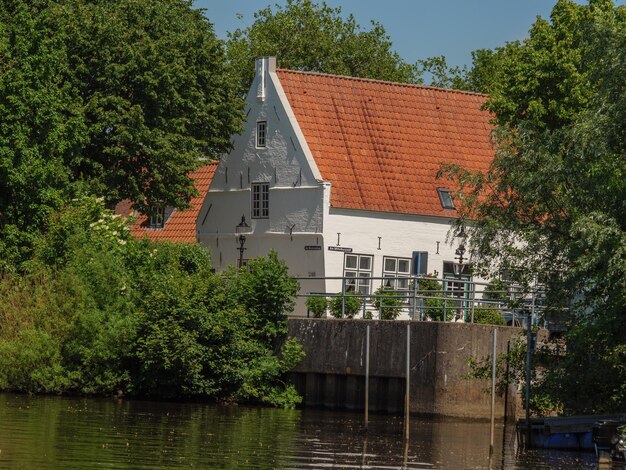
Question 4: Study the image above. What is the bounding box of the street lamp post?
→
[453,225,468,321]
[235,215,250,268]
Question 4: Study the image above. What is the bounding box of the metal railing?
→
[295,274,553,326]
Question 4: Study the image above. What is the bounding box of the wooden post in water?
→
[404,323,411,442]
[364,324,370,430]
[489,328,497,459]
[525,312,532,447]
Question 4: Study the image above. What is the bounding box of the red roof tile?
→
[116,162,217,243]
[276,69,494,217]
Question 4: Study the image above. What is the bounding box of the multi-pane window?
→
[256,121,267,147]
[344,254,373,295]
[382,256,411,290]
[149,206,165,229]
[252,182,269,218]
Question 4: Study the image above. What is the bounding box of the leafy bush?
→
[329,292,362,319]
[305,295,328,318]
[472,305,506,325]
[0,198,304,408]
[416,277,454,321]
[225,251,299,344]
[372,286,404,320]
[483,279,509,302]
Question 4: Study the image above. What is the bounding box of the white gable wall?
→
[197,57,328,304]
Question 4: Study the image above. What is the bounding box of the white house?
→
[196,57,494,316]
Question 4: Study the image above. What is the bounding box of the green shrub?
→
[472,305,506,325]
[483,279,509,302]
[225,250,299,344]
[416,277,454,321]
[329,292,362,318]
[372,286,404,320]
[305,295,328,318]
[0,200,305,408]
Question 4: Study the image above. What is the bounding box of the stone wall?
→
[288,319,527,420]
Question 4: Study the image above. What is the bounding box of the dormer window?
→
[149,206,165,229]
[437,188,455,210]
[256,121,267,148]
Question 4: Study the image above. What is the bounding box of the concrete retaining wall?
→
[288,319,525,420]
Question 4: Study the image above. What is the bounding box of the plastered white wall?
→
[323,207,479,294]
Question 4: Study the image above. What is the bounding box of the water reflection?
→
[0,393,614,469]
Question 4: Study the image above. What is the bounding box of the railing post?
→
[489,328,497,459]
[411,279,417,320]
[341,277,346,318]
[364,324,370,429]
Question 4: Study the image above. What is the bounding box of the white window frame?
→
[149,206,165,229]
[382,256,412,290]
[256,121,267,148]
[251,182,269,219]
[343,253,373,295]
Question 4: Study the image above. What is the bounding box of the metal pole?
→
[411,279,417,320]
[489,328,497,459]
[525,312,532,447]
[341,277,346,318]
[471,298,476,323]
[404,323,410,442]
[504,340,511,424]
[365,324,370,430]
[238,235,245,268]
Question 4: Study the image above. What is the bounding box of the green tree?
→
[226,0,421,94]
[0,0,243,268]
[441,0,625,413]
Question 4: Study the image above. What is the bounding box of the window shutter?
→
[412,251,428,275]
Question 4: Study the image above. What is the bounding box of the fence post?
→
[411,279,417,320]
[365,324,370,429]
[341,277,346,318]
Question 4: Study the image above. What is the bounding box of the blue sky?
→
[193,0,616,69]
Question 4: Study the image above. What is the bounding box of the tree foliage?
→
[0,0,243,268]
[442,0,625,413]
[0,198,303,407]
[226,0,422,95]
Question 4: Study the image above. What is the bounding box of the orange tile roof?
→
[116,162,217,243]
[276,69,494,217]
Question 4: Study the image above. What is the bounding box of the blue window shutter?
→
[412,251,428,275]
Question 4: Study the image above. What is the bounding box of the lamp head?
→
[236,215,250,235]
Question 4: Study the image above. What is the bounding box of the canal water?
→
[0,393,610,469]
